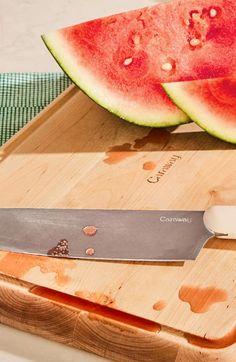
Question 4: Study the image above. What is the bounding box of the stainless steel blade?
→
[0,208,213,261]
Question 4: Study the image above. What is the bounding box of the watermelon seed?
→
[184,19,190,26]
[161,62,173,72]
[191,12,201,21]
[137,18,145,29]
[123,57,133,66]
[190,38,201,47]
[133,35,140,45]
[209,8,217,18]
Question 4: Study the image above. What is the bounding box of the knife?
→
[0,205,235,262]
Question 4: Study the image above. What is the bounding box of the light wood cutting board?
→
[0,85,235,361]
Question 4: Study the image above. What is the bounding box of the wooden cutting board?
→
[0,85,235,361]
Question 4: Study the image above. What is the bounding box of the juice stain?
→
[153,300,166,311]
[104,129,170,165]
[179,285,228,313]
[83,225,97,236]
[185,325,236,349]
[143,161,156,170]
[75,290,115,306]
[134,129,170,149]
[104,143,137,164]
[0,252,76,286]
[47,239,69,257]
[31,286,161,333]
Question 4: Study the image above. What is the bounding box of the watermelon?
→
[163,77,236,143]
[42,0,235,127]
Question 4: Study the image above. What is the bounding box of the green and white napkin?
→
[0,73,71,146]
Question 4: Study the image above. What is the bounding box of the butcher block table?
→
[1,1,236,362]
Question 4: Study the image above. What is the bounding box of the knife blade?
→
[0,206,235,262]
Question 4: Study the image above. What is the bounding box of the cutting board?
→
[0,85,235,361]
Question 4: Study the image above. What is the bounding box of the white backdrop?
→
[0,0,159,72]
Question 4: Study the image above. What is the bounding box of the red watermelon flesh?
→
[42,0,235,126]
[163,77,236,143]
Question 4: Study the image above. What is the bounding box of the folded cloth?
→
[0,73,71,145]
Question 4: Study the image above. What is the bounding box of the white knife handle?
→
[203,205,236,239]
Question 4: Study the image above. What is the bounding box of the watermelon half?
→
[163,77,236,143]
[42,0,235,127]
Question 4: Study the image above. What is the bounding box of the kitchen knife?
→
[0,205,235,262]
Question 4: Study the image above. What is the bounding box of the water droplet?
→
[83,225,97,236]
[85,247,95,256]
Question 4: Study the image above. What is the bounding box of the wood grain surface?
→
[0,274,235,362]
[0,85,235,361]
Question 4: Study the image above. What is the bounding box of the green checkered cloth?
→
[0,73,72,146]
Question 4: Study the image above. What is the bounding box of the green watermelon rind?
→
[162,82,236,144]
[42,32,190,128]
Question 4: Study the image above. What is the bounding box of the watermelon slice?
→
[163,78,236,143]
[42,0,235,127]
